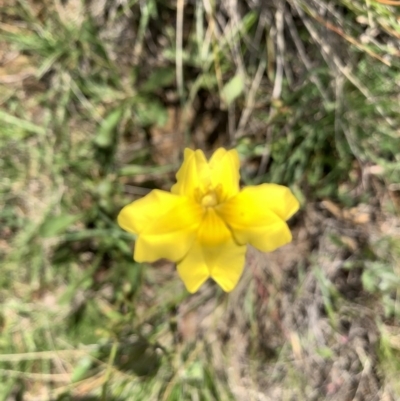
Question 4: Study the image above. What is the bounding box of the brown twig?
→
[302,5,394,65]
[374,0,400,5]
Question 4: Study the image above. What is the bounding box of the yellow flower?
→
[118,148,299,293]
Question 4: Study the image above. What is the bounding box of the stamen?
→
[201,191,218,207]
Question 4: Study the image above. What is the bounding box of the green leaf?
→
[118,164,174,176]
[361,270,377,293]
[0,109,46,136]
[221,74,244,106]
[316,347,334,359]
[94,108,123,148]
[135,98,168,127]
[183,361,204,383]
[141,67,175,92]
[40,214,80,238]
[71,357,93,383]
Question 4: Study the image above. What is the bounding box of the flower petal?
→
[176,242,210,293]
[171,148,211,199]
[117,189,203,262]
[177,240,246,293]
[209,240,247,292]
[177,208,247,293]
[217,185,296,252]
[209,148,240,201]
[197,208,232,246]
[135,229,197,263]
[118,190,173,234]
[246,184,300,220]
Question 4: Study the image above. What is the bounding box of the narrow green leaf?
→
[141,67,175,92]
[135,99,168,127]
[0,109,46,136]
[221,74,244,106]
[71,357,93,383]
[94,108,123,148]
[40,214,80,238]
[118,164,174,176]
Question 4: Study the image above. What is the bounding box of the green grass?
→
[1,0,400,399]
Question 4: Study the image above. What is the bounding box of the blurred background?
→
[1,0,400,400]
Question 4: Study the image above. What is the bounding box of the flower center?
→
[201,191,218,207]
